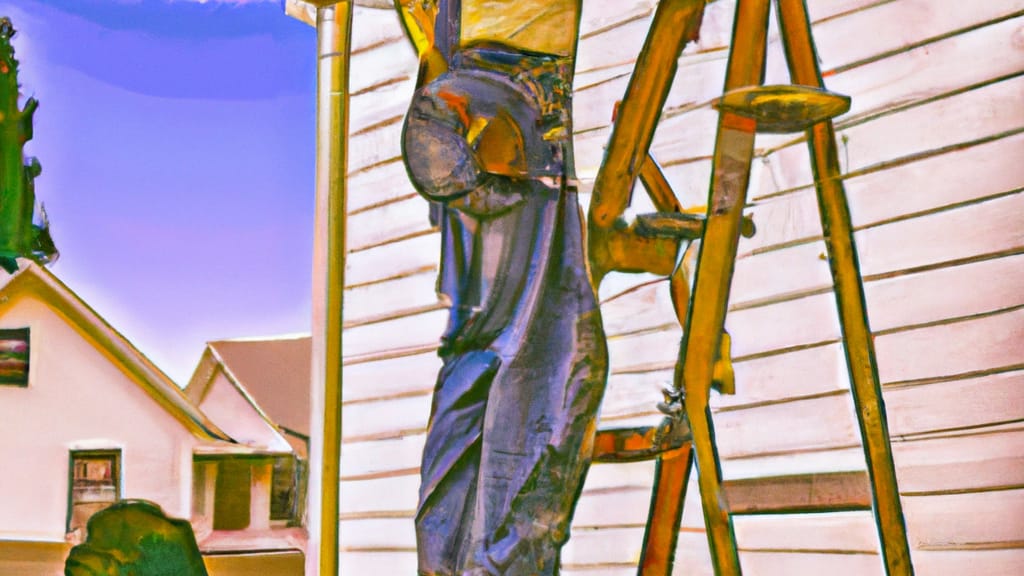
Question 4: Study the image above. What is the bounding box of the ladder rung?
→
[725,470,872,515]
[713,85,851,134]
[635,211,756,240]
[635,212,706,240]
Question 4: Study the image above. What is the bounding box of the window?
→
[68,450,121,537]
[270,456,299,522]
[0,328,29,386]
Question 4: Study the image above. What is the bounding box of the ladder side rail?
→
[773,1,915,574]
[675,1,772,574]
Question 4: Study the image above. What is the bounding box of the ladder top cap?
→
[714,85,851,133]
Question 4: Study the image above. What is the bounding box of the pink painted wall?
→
[0,293,199,542]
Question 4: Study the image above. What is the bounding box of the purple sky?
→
[2,0,318,383]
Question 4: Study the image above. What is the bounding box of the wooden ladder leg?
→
[674,1,771,574]
[638,443,695,575]
[773,1,915,574]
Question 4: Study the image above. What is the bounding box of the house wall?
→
[0,292,198,542]
[333,1,1024,574]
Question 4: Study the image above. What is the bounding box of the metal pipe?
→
[309,3,352,575]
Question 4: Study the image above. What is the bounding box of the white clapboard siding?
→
[346,158,416,213]
[332,2,1024,573]
[892,427,1024,495]
[903,488,1024,549]
[745,130,1024,255]
[344,268,440,327]
[344,229,438,287]
[739,551,883,576]
[911,549,1024,576]
[342,347,439,403]
[340,434,424,480]
[338,551,418,575]
[767,73,1024,193]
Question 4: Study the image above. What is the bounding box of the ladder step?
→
[635,212,705,239]
[636,211,756,240]
[725,470,871,515]
[714,85,851,133]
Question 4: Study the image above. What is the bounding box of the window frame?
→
[0,327,30,387]
[66,449,122,535]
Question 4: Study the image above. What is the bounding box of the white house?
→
[185,335,312,553]
[0,262,305,571]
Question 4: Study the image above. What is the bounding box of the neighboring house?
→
[184,335,311,552]
[0,262,305,566]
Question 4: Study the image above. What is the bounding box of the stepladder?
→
[586,0,916,574]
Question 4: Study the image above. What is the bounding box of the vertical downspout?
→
[308,2,352,575]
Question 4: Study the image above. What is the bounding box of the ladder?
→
[586,0,916,574]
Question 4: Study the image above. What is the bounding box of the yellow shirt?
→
[460,0,580,57]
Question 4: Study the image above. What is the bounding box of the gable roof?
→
[186,334,311,445]
[0,262,231,442]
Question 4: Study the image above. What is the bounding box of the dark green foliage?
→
[0,17,57,272]
[64,500,209,576]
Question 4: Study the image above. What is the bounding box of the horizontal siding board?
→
[347,159,415,214]
[827,16,1024,125]
[341,434,424,479]
[582,459,657,494]
[739,550,883,576]
[734,512,880,553]
[731,241,834,308]
[340,474,418,516]
[672,530,715,576]
[911,549,1024,576]
[345,230,438,287]
[714,393,860,459]
[350,6,406,53]
[845,131,1024,230]
[342,348,439,403]
[719,343,849,409]
[339,551,417,576]
[768,73,1024,193]
[875,307,1024,384]
[730,188,1024,313]
[892,428,1024,494]
[885,370,1024,438]
[339,517,416,550]
[857,192,1024,279]
[348,74,414,135]
[561,526,646,567]
[344,269,440,327]
[577,0,656,39]
[721,446,867,481]
[342,392,431,439]
[347,194,432,252]
[812,0,1023,74]
[608,252,1024,382]
[341,307,447,359]
[576,15,654,76]
[347,117,404,173]
[575,1,1024,166]
[746,131,1024,256]
[865,253,1024,333]
[903,488,1024,548]
[727,292,841,359]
